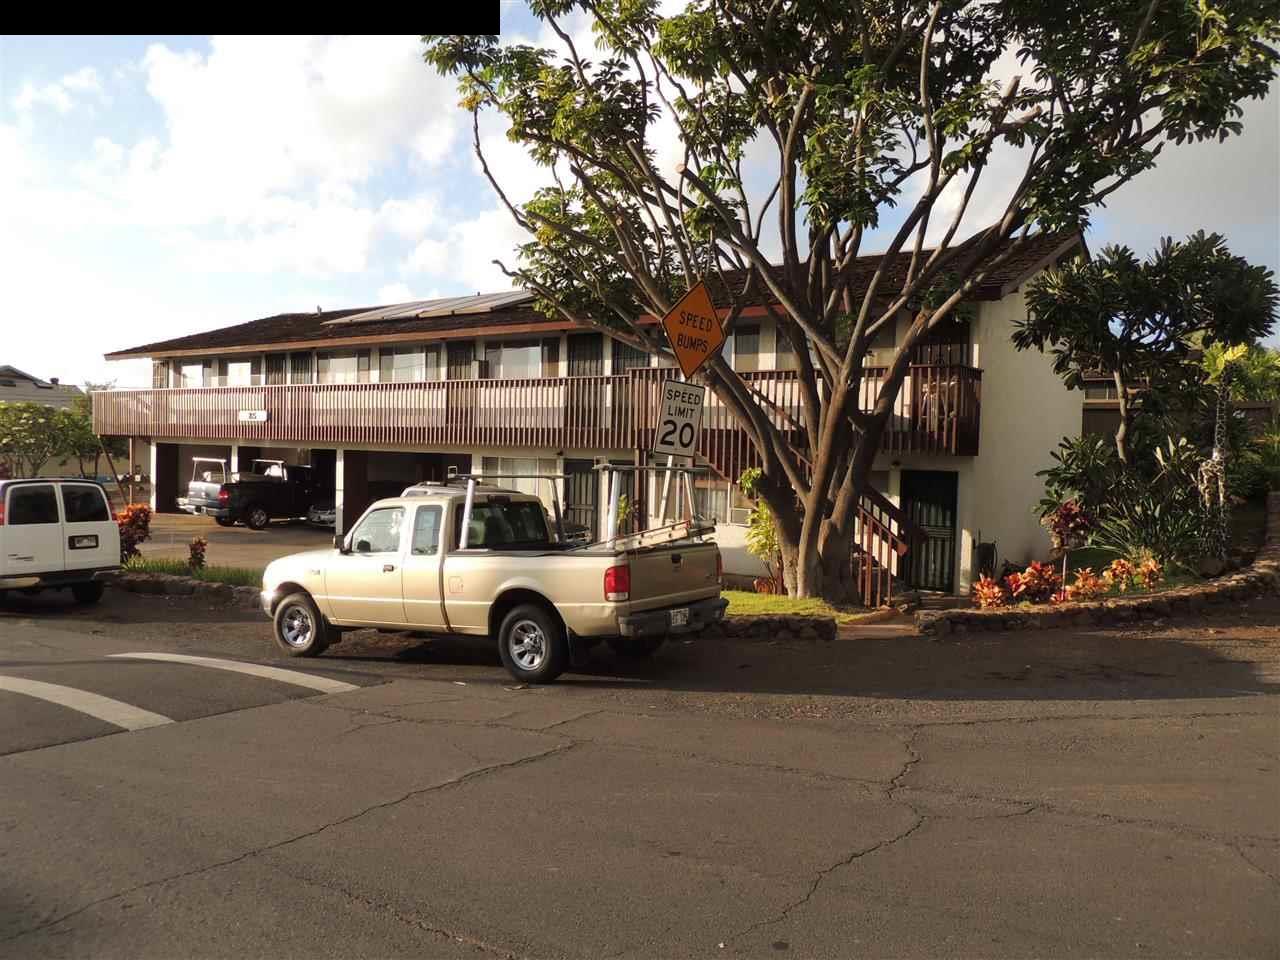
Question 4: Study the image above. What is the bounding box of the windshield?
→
[455,499,551,549]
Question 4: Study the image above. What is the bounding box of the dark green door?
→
[901,470,958,592]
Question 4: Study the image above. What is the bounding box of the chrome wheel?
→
[249,508,269,529]
[508,619,547,671]
[280,603,314,648]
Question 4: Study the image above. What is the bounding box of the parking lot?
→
[140,513,333,569]
[1,585,1277,958]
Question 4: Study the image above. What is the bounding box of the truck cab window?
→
[411,506,442,555]
[454,500,550,549]
[350,507,404,554]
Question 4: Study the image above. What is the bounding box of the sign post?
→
[652,282,727,521]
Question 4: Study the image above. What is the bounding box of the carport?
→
[335,450,470,533]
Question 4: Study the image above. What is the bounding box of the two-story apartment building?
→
[94,232,1085,601]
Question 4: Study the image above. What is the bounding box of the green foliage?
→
[1036,435,1123,516]
[124,557,263,587]
[0,402,62,477]
[739,468,781,582]
[1202,343,1280,403]
[1017,233,1278,427]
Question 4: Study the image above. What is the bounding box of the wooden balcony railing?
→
[94,364,981,481]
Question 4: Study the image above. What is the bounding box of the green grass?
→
[125,557,264,587]
[722,589,884,623]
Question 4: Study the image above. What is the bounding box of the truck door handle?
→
[383,564,396,573]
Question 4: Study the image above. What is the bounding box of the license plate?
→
[69,535,98,549]
[669,607,689,627]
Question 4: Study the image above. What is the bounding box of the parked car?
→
[308,497,336,528]
[260,480,725,683]
[180,459,319,530]
[0,479,120,604]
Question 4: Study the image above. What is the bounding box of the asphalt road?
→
[1,587,1277,958]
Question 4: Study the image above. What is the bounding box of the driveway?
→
[141,513,333,569]
[0,588,1276,958]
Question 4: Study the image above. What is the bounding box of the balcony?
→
[94,365,981,480]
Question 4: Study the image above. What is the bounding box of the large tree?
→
[425,1,1279,599]
[1016,232,1278,464]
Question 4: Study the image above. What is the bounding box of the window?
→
[411,506,442,556]
[733,324,760,373]
[380,346,428,383]
[317,350,371,384]
[151,360,169,389]
[349,507,404,554]
[666,477,728,522]
[289,353,314,385]
[612,340,649,372]
[484,340,542,379]
[447,341,475,380]
[481,457,559,506]
[178,361,205,387]
[541,337,560,377]
[265,354,287,385]
[454,499,550,549]
[775,327,799,371]
[7,485,59,525]
[61,485,110,523]
[1084,383,1119,400]
[218,357,261,387]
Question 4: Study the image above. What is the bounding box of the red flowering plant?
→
[1041,499,1092,554]
[1135,557,1164,590]
[1103,557,1136,593]
[1068,567,1108,601]
[972,574,1008,609]
[115,503,152,563]
[188,536,208,571]
[1004,561,1061,604]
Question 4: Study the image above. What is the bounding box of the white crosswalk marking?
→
[108,653,359,694]
[0,676,173,731]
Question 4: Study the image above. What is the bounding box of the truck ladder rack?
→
[610,519,715,551]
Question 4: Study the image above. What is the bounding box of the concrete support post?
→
[149,442,159,512]
[230,443,239,476]
[334,449,345,536]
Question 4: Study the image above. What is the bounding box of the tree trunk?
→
[1113,370,1131,464]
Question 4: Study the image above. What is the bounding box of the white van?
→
[0,479,121,604]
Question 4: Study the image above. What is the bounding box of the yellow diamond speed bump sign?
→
[660,281,725,379]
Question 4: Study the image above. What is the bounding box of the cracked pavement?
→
[0,589,1277,957]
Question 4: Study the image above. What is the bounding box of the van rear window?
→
[7,485,59,525]
[62,485,111,523]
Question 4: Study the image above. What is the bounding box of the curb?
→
[115,572,262,611]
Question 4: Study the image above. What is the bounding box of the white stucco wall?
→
[959,290,1082,589]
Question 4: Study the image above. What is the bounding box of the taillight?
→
[716,550,722,584]
[604,564,630,602]
[217,487,229,504]
[0,498,5,525]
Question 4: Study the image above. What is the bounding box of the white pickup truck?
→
[260,473,726,683]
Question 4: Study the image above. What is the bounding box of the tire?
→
[214,516,235,527]
[71,581,106,605]
[245,505,270,530]
[273,591,334,657]
[608,636,665,659]
[497,603,568,684]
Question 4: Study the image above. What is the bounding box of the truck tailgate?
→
[626,541,719,612]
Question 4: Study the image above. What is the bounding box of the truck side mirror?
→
[333,534,347,554]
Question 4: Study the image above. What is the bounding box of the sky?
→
[1,23,1277,390]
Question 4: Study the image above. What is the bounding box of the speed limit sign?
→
[651,380,706,458]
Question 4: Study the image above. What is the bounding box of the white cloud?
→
[377,194,440,240]
[404,236,452,274]
[10,66,104,115]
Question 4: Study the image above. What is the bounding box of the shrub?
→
[188,536,208,571]
[1103,557,1135,592]
[1135,557,1164,590]
[1068,566,1108,601]
[1042,498,1092,552]
[1004,560,1061,604]
[115,503,152,563]
[972,574,1007,609]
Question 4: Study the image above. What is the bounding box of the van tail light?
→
[0,499,5,525]
[603,564,630,602]
[217,487,230,504]
[716,550,723,584]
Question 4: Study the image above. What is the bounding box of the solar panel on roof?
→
[323,290,533,326]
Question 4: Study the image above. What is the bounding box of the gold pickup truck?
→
[259,479,726,682]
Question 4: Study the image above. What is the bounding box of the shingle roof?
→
[106,230,1083,360]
